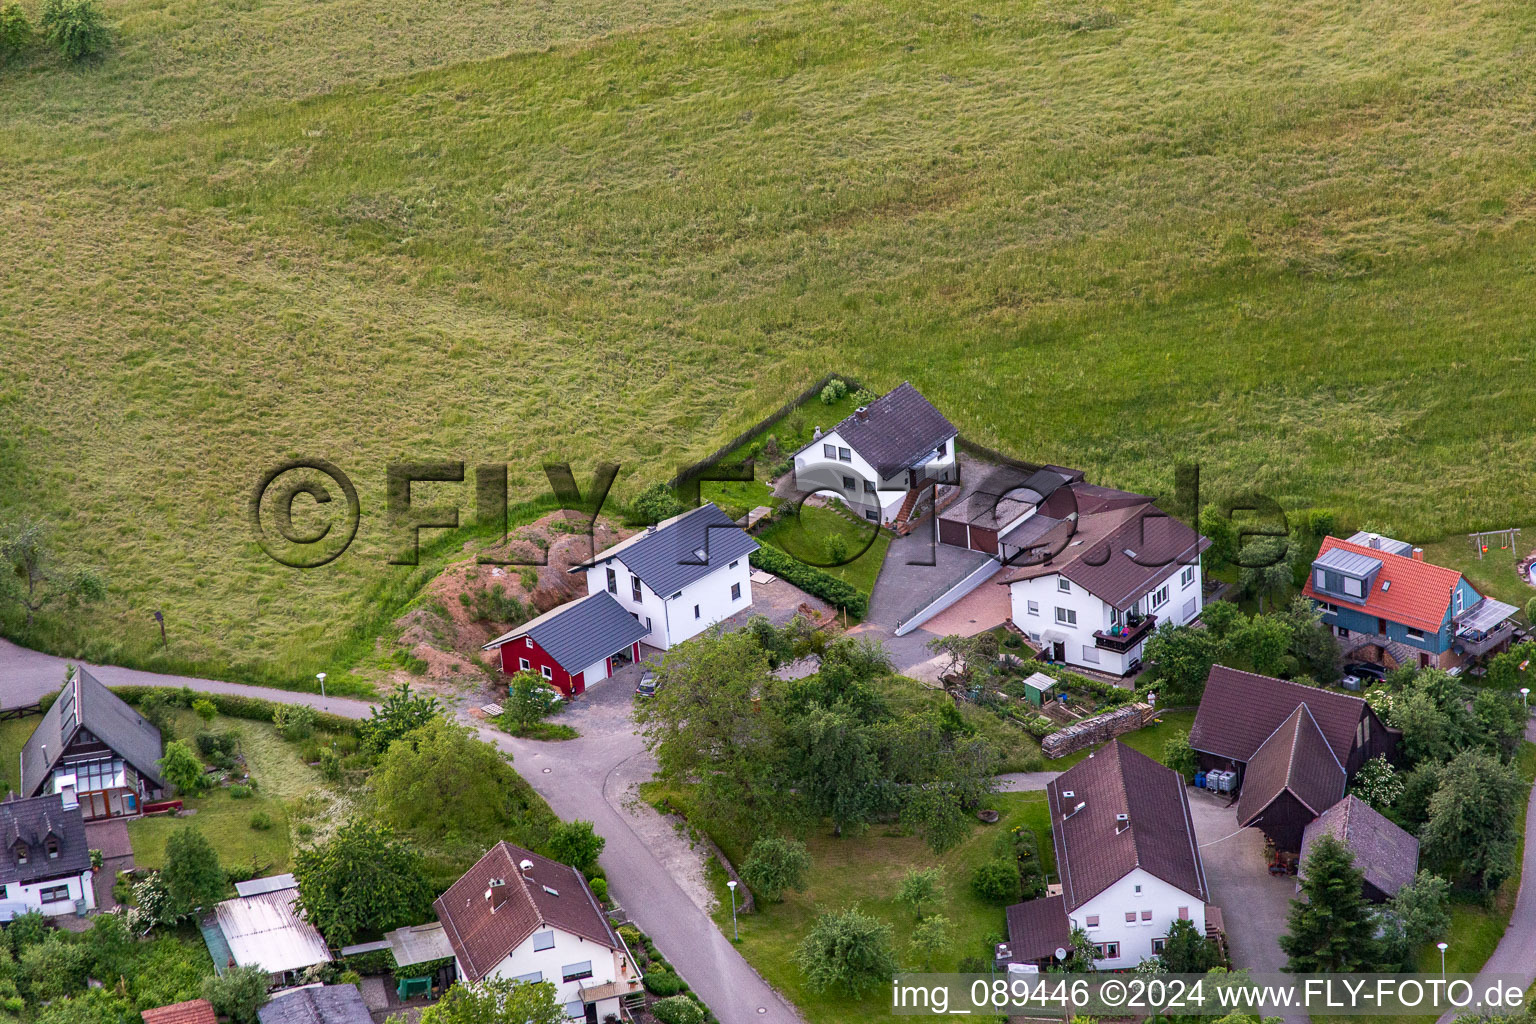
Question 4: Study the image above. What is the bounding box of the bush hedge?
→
[108,686,362,735]
[749,545,868,617]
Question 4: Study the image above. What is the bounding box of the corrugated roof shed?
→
[235,873,297,897]
[214,887,331,975]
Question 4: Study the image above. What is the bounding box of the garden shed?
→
[1021,672,1056,708]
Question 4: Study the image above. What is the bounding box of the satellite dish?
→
[1054,947,1068,960]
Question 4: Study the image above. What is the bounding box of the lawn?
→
[1049,709,1196,769]
[698,791,1052,1024]
[6,0,1536,691]
[127,710,350,873]
[756,502,892,596]
[1418,531,1536,612]
[0,716,38,796]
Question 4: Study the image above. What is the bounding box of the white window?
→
[1149,584,1170,611]
[532,931,555,951]
[863,481,876,494]
[731,582,742,601]
[1141,910,1153,922]
[513,971,544,984]
[865,510,877,521]
[606,567,617,593]
[525,637,533,649]
[729,560,739,569]
[1055,607,1076,626]
[1027,600,1040,616]
[561,962,594,983]
[1181,566,1195,587]
[1133,884,1142,895]
[1344,576,1363,598]
[838,447,852,462]
[1080,645,1099,664]
[1315,568,1326,588]
[1455,589,1464,613]
[540,666,552,680]
[1406,627,1425,641]
[1058,578,1071,593]
[694,604,701,619]
[1085,915,1100,928]
[40,884,70,903]
[935,441,947,457]
[1125,912,1137,923]
[519,658,530,671]
[1152,937,1167,954]
[1182,597,1197,619]
[631,575,643,602]
[823,443,836,459]
[1096,942,1120,959]
[645,616,652,631]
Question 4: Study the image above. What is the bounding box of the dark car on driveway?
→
[1344,661,1388,681]
[635,671,659,698]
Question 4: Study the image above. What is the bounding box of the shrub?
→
[272,703,316,740]
[649,995,705,1024]
[158,739,208,795]
[630,483,686,525]
[547,820,605,872]
[740,836,810,903]
[588,877,608,903]
[40,0,107,60]
[249,811,273,831]
[0,2,31,61]
[318,746,342,781]
[643,970,685,997]
[202,964,270,1024]
[970,858,1022,904]
[192,698,218,722]
[749,545,868,616]
[819,378,849,405]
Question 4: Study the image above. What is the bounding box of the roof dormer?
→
[1310,546,1383,603]
[12,838,28,865]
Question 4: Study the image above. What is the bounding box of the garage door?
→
[971,527,999,554]
[938,518,969,549]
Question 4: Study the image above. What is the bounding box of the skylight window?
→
[1381,580,1391,591]
[542,885,560,897]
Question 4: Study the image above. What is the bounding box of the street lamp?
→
[316,672,327,703]
[1521,687,1529,712]
[1437,941,1448,978]
[726,880,739,941]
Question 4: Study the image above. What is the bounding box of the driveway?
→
[1187,786,1305,1024]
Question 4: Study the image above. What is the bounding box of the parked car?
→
[635,671,659,697]
[1344,661,1388,682]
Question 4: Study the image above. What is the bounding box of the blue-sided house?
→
[1303,532,1518,671]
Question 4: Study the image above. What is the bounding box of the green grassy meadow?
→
[4,0,1536,683]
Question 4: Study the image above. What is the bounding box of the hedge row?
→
[749,545,868,618]
[106,685,364,735]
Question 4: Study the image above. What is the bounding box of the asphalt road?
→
[0,636,802,1024]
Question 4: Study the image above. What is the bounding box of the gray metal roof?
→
[483,591,649,674]
[21,667,165,797]
[1345,531,1415,557]
[258,987,372,1024]
[576,503,759,598]
[385,921,455,968]
[235,873,297,897]
[1313,545,1383,578]
[0,793,90,886]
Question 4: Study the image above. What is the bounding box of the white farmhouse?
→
[998,741,1209,972]
[790,381,958,530]
[0,791,96,919]
[572,503,758,650]
[434,842,642,1023]
[999,487,1209,676]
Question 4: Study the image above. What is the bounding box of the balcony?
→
[1094,614,1156,654]
[1455,619,1517,658]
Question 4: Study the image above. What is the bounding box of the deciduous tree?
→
[161,828,226,919]
[0,516,105,628]
[1422,748,1523,888]
[546,820,605,873]
[373,718,526,836]
[740,836,810,903]
[293,821,434,946]
[418,978,564,1024]
[794,907,896,997]
[200,965,269,1024]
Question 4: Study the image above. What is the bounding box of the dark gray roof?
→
[483,591,649,674]
[21,668,165,797]
[0,793,90,886]
[822,381,957,479]
[1314,545,1383,577]
[257,987,372,1024]
[574,503,758,598]
[1300,795,1419,898]
[1003,894,1071,962]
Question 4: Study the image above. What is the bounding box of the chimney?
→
[1368,533,1380,549]
[1412,547,1424,561]
[58,785,77,811]
[519,858,534,877]
[486,878,509,912]
[854,406,868,422]
[813,426,822,440]
[646,523,656,535]
[1115,813,1129,834]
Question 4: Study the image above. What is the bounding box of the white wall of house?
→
[0,869,95,918]
[792,428,958,527]
[477,923,633,1021]
[1070,867,1205,970]
[1007,559,1203,675]
[585,556,751,650]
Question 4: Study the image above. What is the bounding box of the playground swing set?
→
[1469,527,1520,560]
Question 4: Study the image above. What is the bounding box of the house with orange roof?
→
[1303,532,1518,672]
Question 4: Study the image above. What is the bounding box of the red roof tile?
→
[142,1000,217,1024]
[1302,536,1462,633]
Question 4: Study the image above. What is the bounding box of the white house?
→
[0,791,95,920]
[998,742,1209,972]
[999,495,1209,676]
[434,842,641,1023]
[790,381,958,529]
[571,503,758,650]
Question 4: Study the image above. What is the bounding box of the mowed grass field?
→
[3,0,1536,682]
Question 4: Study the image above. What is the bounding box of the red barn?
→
[482,591,649,697]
